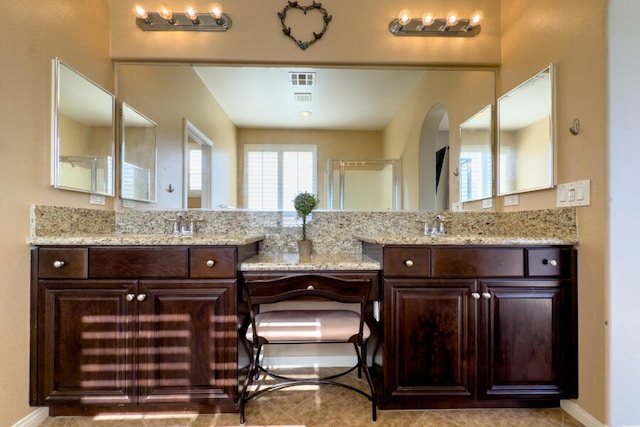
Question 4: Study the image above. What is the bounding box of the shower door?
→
[325,158,401,210]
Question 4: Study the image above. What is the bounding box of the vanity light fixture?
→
[389,9,483,37]
[134,3,232,31]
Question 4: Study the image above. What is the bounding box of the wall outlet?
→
[122,199,134,208]
[504,194,519,206]
[557,179,591,207]
[451,202,461,211]
[482,198,493,209]
[89,195,106,205]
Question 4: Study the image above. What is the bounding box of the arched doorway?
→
[419,104,449,211]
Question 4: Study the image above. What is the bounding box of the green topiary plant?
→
[293,191,319,241]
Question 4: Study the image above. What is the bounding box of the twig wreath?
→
[277,1,332,50]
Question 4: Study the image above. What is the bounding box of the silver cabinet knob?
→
[126,293,135,302]
[136,293,147,302]
[471,292,481,299]
[53,260,65,268]
[482,292,491,299]
[404,259,414,267]
[206,259,215,267]
[543,259,558,266]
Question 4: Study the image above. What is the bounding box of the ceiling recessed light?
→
[300,111,312,118]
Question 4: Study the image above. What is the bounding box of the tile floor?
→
[38,368,584,427]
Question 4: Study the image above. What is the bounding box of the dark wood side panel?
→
[89,247,187,278]
[432,247,524,278]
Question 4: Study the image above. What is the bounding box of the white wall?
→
[608,2,640,426]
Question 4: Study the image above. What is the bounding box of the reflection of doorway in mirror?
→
[419,104,449,211]
[183,119,214,209]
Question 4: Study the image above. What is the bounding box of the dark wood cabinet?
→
[366,244,578,410]
[31,244,257,415]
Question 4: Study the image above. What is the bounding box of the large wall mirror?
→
[497,65,555,195]
[51,58,115,196]
[116,63,496,211]
[120,102,157,202]
[459,104,493,203]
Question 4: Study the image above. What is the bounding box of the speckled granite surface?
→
[240,253,380,271]
[29,205,578,252]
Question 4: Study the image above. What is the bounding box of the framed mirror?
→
[497,65,555,196]
[459,104,493,203]
[120,102,157,202]
[51,58,115,196]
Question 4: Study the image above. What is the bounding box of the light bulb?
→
[134,5,148,20]
[158,3,173,21]
[210,3,224,19]
[185,6,199,21]
[446,11,460,27]
[398,9,412,26]
[469,10,484,27]
[421,12,436,27]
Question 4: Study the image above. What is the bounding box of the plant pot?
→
[298,240,313,259]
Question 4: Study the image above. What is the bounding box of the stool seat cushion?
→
[247,309,370,343]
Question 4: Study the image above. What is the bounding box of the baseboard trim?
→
[12,408,49,427]
[561,400,608,427]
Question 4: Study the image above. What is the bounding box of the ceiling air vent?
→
[294,92,312,103]
[289,72,315,87]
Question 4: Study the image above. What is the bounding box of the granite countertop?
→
[240,253,381,271]
[27,233,265,246]
[356,234,579,246]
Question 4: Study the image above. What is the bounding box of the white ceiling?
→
[193,66,427,131]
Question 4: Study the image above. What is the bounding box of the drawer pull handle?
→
[471,292,481,299]
[53,260,65,268]
[307,285,315,291]
[136,293,147,302]
[404,259,414,267]
[543,258,558,267]
[482,292,491,299]
[206,259,216,267]
[126,293,135,302]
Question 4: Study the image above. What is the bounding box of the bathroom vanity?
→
[362,239,578,409]
[27,205,579,415]
[29,240,259,415]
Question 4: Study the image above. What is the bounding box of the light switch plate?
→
[482,198,493,209]
[122,199,134,208]
[557,180,591,207]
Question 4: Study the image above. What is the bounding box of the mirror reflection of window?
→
[459,104,493,203]
[244,144,316,211]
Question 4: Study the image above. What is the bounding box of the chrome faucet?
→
[418,215,446,236]
[166,213,203,235]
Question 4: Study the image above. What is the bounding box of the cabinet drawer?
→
[38,248,88,279]
[432,248,524,278]
[189,247,236,278]
[383,247,430,278]
[527,248,573,277]
[89,247,187,278]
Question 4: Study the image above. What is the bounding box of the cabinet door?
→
[37,280,137,405]
[383,279,476,407]
[479,280,570,399]
[137,280,238,411]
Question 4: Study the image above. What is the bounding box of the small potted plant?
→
[293,191,319,258]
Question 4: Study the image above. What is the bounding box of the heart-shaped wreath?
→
[277,1,332,50]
